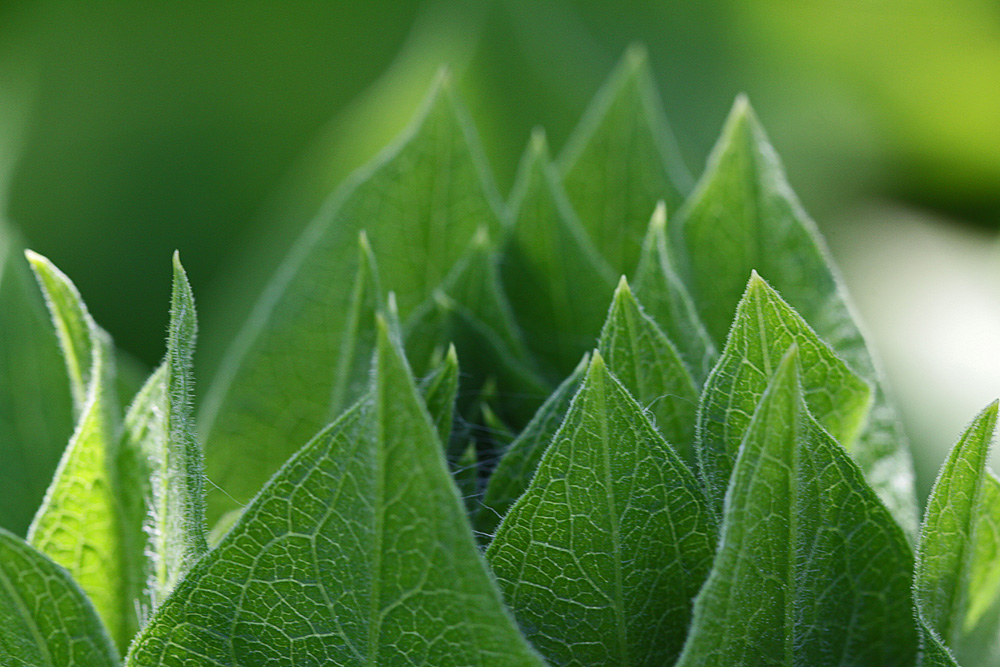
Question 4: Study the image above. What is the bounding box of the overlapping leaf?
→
[697,273,873,512]
[418,342,459,451]
[673,97,918,534]
[676,349,917,667]
[915,402,1000,666]
[128,318,546,667]
[0,528,119,667]
[201,75,510,522]
[502,130,615,377]
[478,353,589,537]
[487,352,716,667]
[559,45,691,274]
[598,276,698,463]
[0,223,74,535]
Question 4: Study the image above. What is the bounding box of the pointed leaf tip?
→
[614,274,632,297]
[650,200,667,229]
[529,126,548,153]
[624,42,649,71]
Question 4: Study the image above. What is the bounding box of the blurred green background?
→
[2,0,999,500]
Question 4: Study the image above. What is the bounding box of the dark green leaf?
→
[419,342,459,451]
[697,273,873,512]
[487,352,716,667]
[478,353,589,537]
[915,401,1000,666]
[128,317,546,667]
[503,129,615,377]
[676,349,917,667]
[0,528,119,667]
[598,276,698,463]
[201,76,507,523]
[559,45,691,273]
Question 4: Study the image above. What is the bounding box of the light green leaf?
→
[915,401,1000,666]
[419,342,459,451]
[120,254,208,612]
[503,129,615,377]
[559,45,691,274]
[0,528,119,667]
[24,253,138,651]
[487,352,716,667]
[0,224,74,535]
[404,228,550,427]
[598,276,699,463]
[674,97,918,535]
[127,317,546,667]
[632,202,716,384]
[676,349,917,667]
[201,75,507,523]
[478,353,589,537]
[697,272,873,512]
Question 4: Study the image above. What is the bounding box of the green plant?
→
[1,48,998,667]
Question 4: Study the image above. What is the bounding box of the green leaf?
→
[674,97,918,535]
[632,202,716,384]
[120,254,208,612]
[559,45,691,274]
[676,348,917,667]
[418,342,459,451]
[128,316,546,667]
[697,273,873,512]
[598,276,699,463]
[24,252,138,651]
[201,75,507,523]
[502,129,616,377]
[0,527,120,667]
[404,228,550,427]
[329,231,383,419]
[0,224,74,535]
[487,351,716,667]
[915,401,1000,666]
[453,441,480,516]
[478,353,589,537]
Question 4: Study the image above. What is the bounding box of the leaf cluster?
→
[1,48,998,666]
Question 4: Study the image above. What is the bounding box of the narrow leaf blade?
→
[487,352,716,667]
[0,528,119,667]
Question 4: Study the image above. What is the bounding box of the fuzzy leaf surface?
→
[916,402,1000,665]
[478,354,589,537]
[676,350,917,667]
[120,254,208,612]
[697,273,872,511]
[0,225,73,535]
[559,46,690,274]
[418,343,459,451]
[503,131,615,377]
[487,353,715,667]
[25,253,137,650]
[0,528,119,667]
[202,77,507,522]
[674,97,918,534]
[128,319,545,667]
[598,277,698,463]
